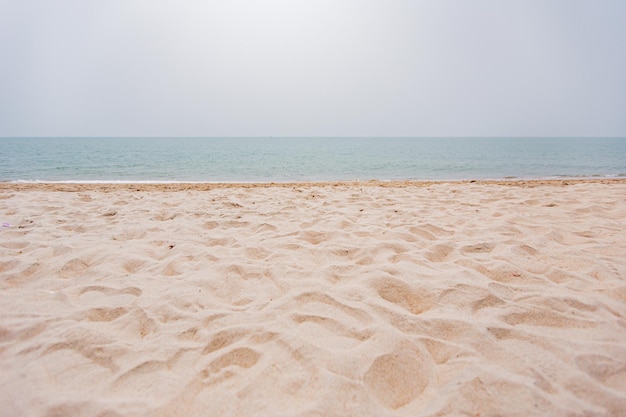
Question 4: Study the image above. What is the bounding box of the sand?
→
[1,179,626,417]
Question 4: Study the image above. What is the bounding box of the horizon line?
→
[3,136,626,139]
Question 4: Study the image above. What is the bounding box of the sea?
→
[1,137,625,183]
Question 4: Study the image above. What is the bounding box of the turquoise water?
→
[1,137,625,182]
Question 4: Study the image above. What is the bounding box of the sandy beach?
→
[1,179,626,417]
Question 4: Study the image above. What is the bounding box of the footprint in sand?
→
[123,259,146,274]
[575,354,626,390]
[364,349,433,409]
[461,242,495,254]
[299,230,326,245]
[0,260,20,273]
[374,278,436,314]
[59,258,89,278]
[425,243,454,263]
[85,307,128,322]
[503,309,595,328]
[199,347,262,385]
[292,314,373,342]
[202,329,248,355]
[79,285,142,297]
[0,240,29,249]
[208,347,260,373]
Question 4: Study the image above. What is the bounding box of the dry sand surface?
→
[1,180,626,417]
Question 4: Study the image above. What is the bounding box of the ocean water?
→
[1,137,625,182]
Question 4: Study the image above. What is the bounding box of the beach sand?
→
[1,180,626,416]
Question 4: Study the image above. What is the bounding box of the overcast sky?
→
[1,0,625,137]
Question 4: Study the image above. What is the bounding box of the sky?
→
[1,0,625,137]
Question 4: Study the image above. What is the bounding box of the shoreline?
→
[2,177,626,192]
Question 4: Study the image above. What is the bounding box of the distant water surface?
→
[1,137,625,182]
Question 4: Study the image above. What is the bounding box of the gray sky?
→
[1,0,625,137]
